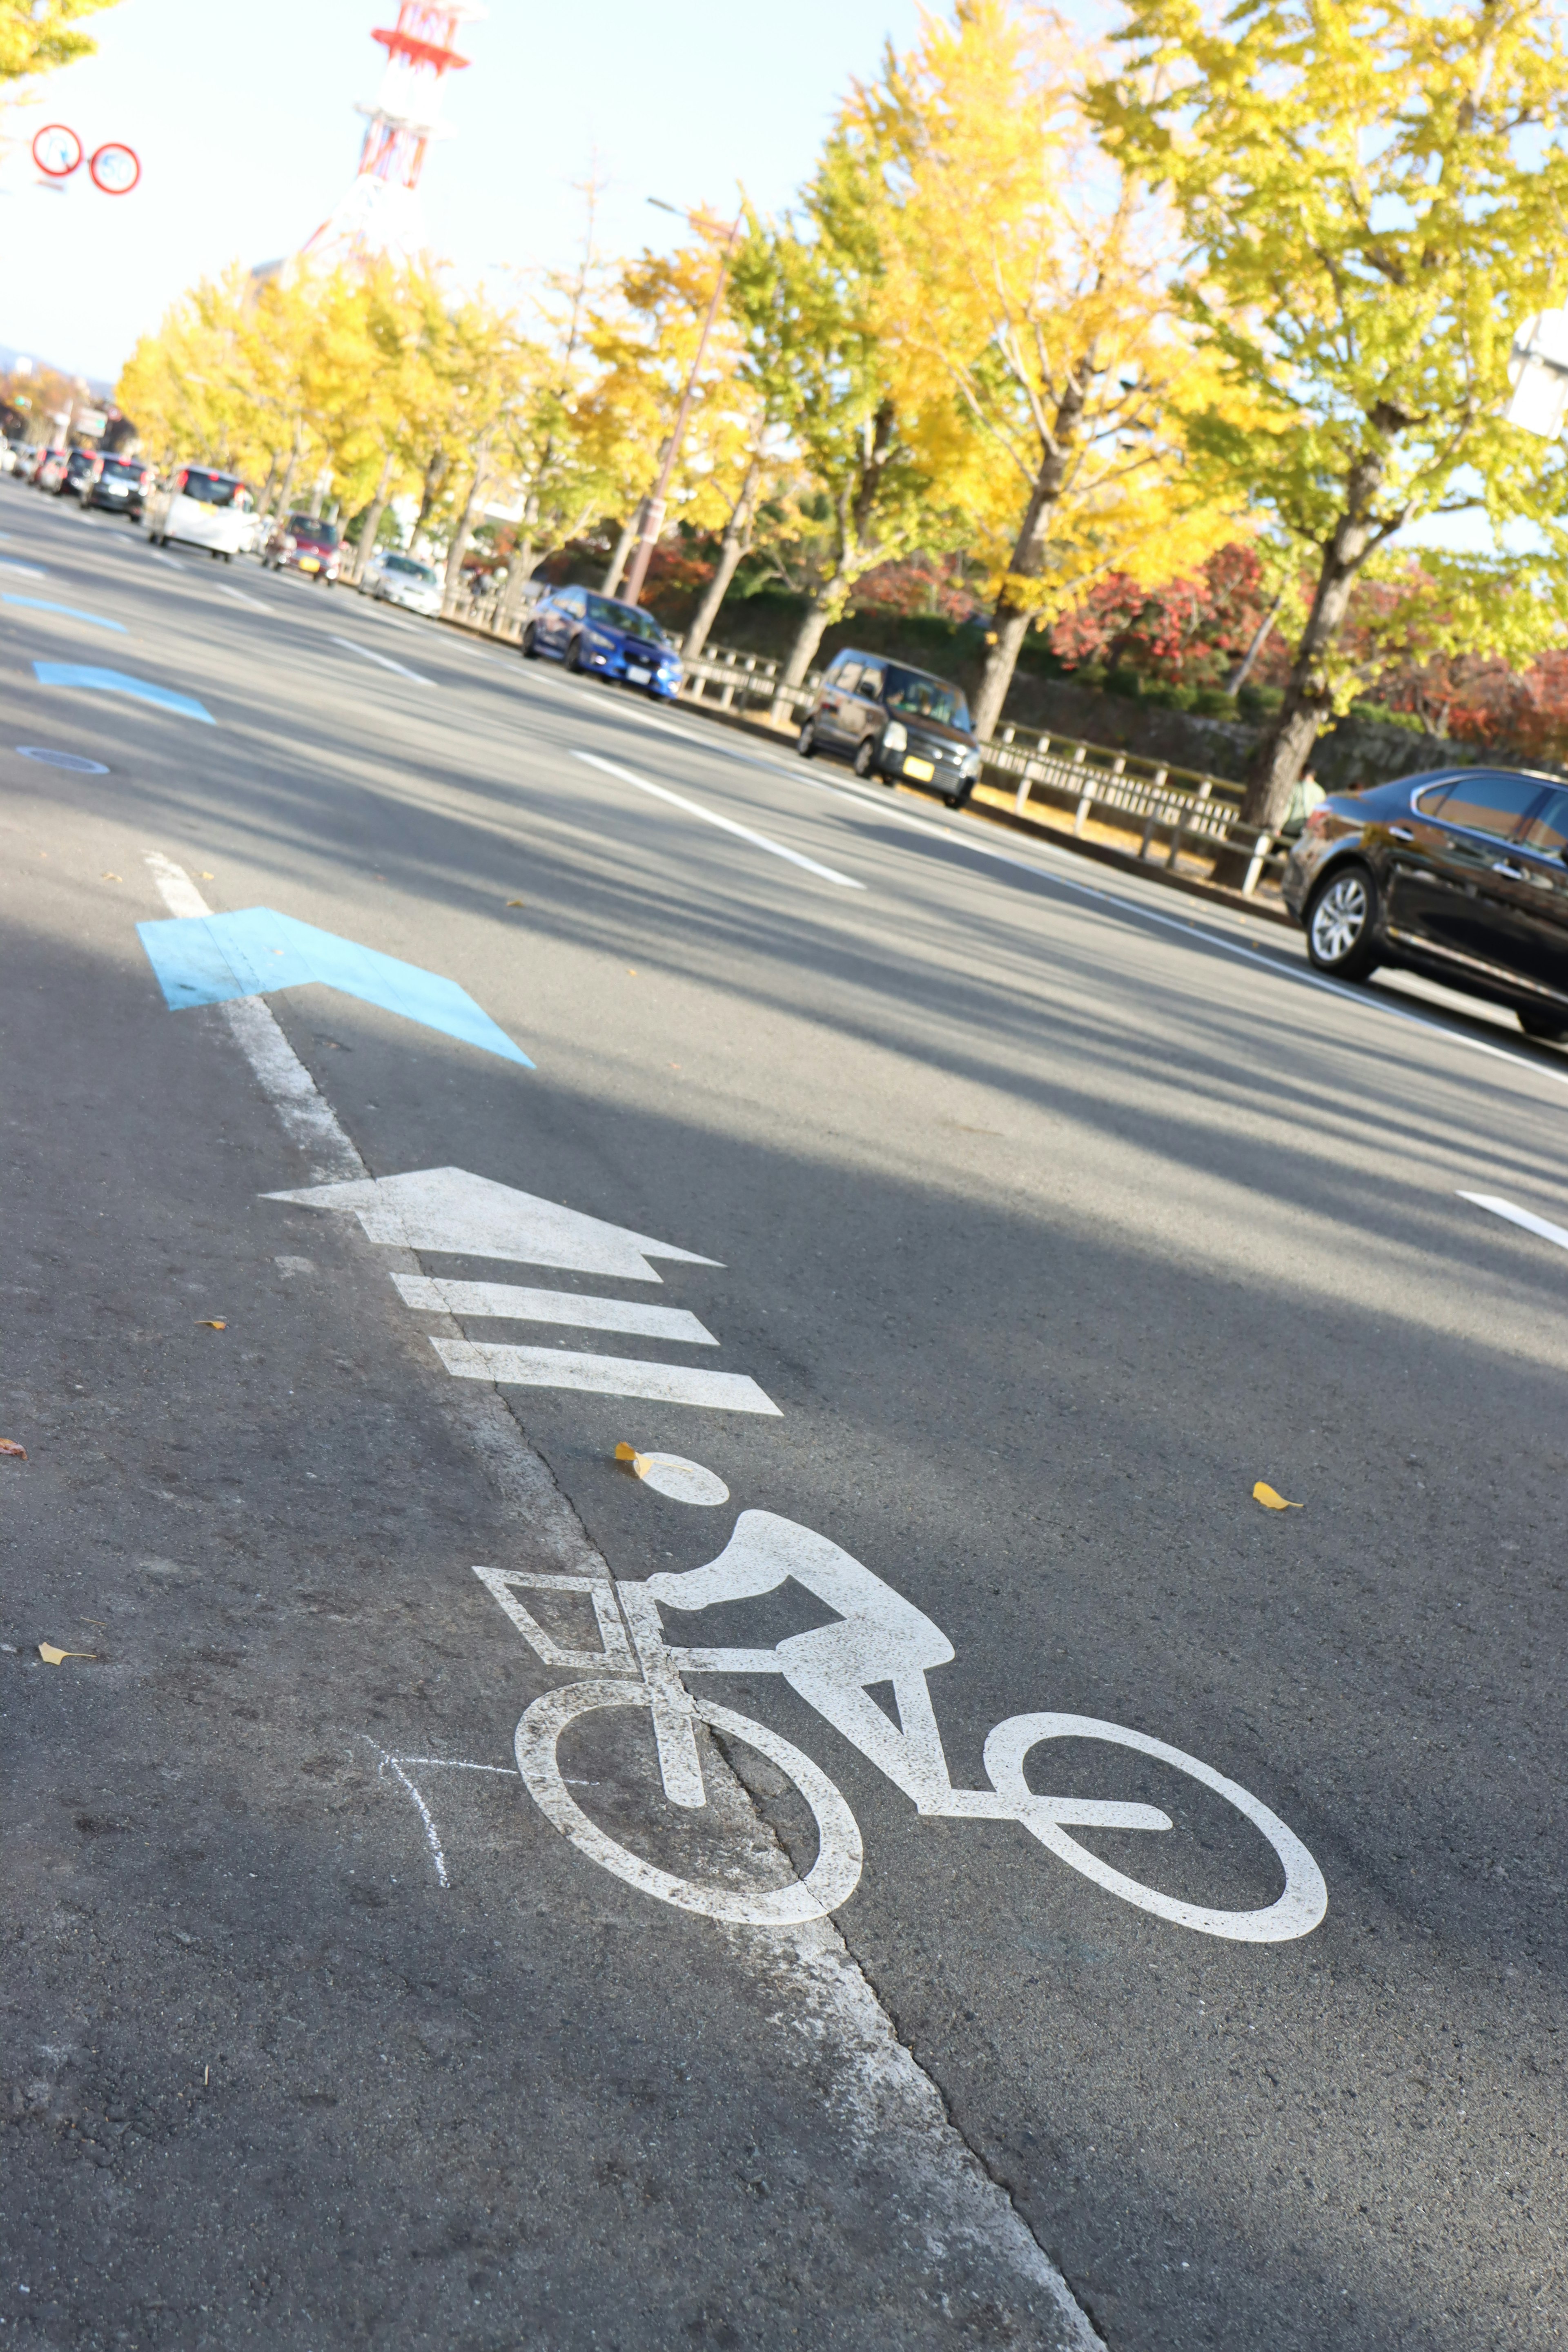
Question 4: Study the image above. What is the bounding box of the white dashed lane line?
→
[573,749,866,891]
[1459,1193,1568,1251]
[327,633,434,686]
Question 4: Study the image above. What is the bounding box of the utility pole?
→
[621,200,742,609]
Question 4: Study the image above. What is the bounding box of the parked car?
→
[81,451,152,518]
[264,510,341,583]
[797,648,982,809]
[1283,766,1568,1039]
[522,584,683,699]
[145,465,254,559]
[7,441,40,478]
[362,548,443,616]
[32,446,69,491]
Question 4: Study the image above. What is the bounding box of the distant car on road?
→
[522,584,683,700]
[362,548,442,616]
[32,446,69,492]
[145,465,254,559]
[58,448,99,500]
[797,648,982,809]
[1283,766,1568,1040]
[82,451,152,519]
[265,510,341,584]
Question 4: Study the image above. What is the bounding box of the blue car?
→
[522,584,684,701]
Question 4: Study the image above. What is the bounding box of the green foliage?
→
[0,0,118,83]
[1092,0,1568,810]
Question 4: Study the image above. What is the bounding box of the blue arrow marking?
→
[6,596,126,631]
[33,662,212,722]
[136,906,532,1067]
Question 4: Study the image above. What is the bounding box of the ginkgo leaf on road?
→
[1253,1481,1303,1511]
[38,1643,97,1665]
[0,1439,26,1459]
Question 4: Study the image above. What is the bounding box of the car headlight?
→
[283,535,296,550]
[961,749,981,776]
[586,630,614,651]
[882,721,908,751]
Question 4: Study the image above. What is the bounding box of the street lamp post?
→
[620,200,743,609]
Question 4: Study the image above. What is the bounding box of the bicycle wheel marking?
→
[514,1680,864,1926]
[983,1713,1327,1944]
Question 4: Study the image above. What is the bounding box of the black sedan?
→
[1282,766,1568,1039]
[82,452,152,519]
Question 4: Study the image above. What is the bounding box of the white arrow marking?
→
[267,1167,719,1283]
[432,1337,780,1414]
[574,751,865,890]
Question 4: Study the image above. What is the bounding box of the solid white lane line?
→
[214,583,271,613]
[432,1335,781,1413]
[142,853,366,1180]
[392,1272,717,1344]
[572,749,865,891]
[1459,1192,1568,1251]
[328,632,433,684]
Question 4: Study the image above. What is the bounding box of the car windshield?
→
[386,555,437,582]
[102,458,140,478]
[882,667,971,730]
[585,592,668,646]
[287,513,339,545]
[182,470,246,507]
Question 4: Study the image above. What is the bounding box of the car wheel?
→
[1305,862,1380,980]
[943,783,972,810]
[567,634,588,674]
[521,625,539,659]
[797,721,817,760]
[223,551,232,564]
[1517,1007,1568,1042]
[853,737,879,779]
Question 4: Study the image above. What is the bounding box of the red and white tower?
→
[299,2,484,270]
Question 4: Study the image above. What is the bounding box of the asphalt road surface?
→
[2,488,1564,2352]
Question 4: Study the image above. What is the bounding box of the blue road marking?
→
[136,906,532,1067]
[6,595,126,631]
[33,663,213,722]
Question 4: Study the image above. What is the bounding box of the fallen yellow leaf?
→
[198,871,214,880]
[102,871,122,881]
[505,898,524,907]
[614,1442,637,1460]
[1253,1481,1303,1511]
[0,1438,26,1460]
[195,1319,227,1330]
[38,1643,97,1665]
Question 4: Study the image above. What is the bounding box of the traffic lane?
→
[15,539,1568,2333]
[0,883,1082,2352]
[245,1004,1568,2350]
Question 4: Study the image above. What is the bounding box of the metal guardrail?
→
[411,595,1290,898]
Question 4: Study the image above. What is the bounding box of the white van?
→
[145,465,253,560]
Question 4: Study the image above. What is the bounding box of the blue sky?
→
[0,0,927,386]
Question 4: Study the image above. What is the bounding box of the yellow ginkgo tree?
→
[854,0,1240,742]
[1093,0,1568,838]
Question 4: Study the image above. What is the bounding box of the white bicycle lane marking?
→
[483,1503,1329,1944]
[141,854,1323,1946]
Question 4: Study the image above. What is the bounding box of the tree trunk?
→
[254,450,283,521]
[1224,588,1284,696]
[599,512,638,597]
[350,452,396,583]
[270,429,305,526]
[496,529,537,634]
[1211,450,1387,884]
[415,448,449,540]
[682,454,761,660]
[443,439,493,606]
[768,590,842,723]
[970,377,1088,744]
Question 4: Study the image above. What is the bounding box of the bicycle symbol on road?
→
[477,1467,1327,1943]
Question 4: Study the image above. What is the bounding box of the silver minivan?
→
[797,647,981,808]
